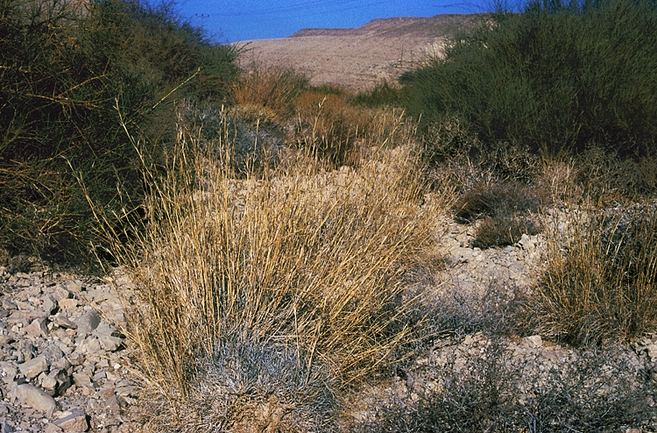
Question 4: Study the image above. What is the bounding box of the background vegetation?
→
[0,0,238,263]
[400,0,657,158]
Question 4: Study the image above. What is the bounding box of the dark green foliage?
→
[0,0,238,264]
[351,81,405,108]
[402,0,657,156]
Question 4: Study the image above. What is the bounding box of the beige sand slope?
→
[236,14,481,91]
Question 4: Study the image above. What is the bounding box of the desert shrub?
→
[291,92,417,168]
[474,214,541,248]
[309,83,348,97]
[352,80,405,108]
[574,146,657,202]
[455,181,542,223]
[354,343,654,432]
[179,100,283,177]
[0,0,238,263]
[417,282,530,342]
[420,114,546,188]
[401,0,657,157]
[532,201,657,345]
[293,91,375,166]
[139,339,337,433]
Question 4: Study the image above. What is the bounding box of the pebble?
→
[0,269,135,432]
[14,384,58,416]
[24,318,49,339]
[18,355,47,379]
[57,299,78,311]
[54,408,89,432]
[75,311,100,336]
[523,335,543,348]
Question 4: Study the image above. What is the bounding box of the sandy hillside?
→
[236,14,481,91]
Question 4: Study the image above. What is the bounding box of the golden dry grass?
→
[93,101,452,431]
[231,64,308,118]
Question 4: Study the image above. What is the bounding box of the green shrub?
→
[351,81,405,108]
[0,0,238,264]
[401,0,657,157]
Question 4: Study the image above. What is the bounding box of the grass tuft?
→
[94,104,446,429]
[532,202,657,345]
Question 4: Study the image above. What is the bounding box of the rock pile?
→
[0,267,139,432]
[435,216,544,295]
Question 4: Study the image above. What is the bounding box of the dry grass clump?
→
[231,64,309,118]
[292,91,374,166]
[532,201,657,345]
[99,104,445,431]
[292,91,417,168]
[453,180,543,248]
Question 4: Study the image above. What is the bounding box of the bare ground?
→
[236,14,482,91]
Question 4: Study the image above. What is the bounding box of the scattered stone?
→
[75,311,100,336]
[105,393,121,411]
[50,356,72,373]
[0,419,14,433]
[52,314,77,330]
[84,288,111,304]
[42,369,72,396]
[1,300,16,311]
[523,335,543,348]
[0,362,17,384]
[42,295,57,316]
[67,350,85,367]
[42,344,65,365]
[18,340,37,362]
[52,286,71,302]
[14,384,58,416]
[44,423,63,433]
[18,354,48,379]
[54,408,88,432]
[79,336,102,355]
[93,323,123,352]
[25,318,49,339]
[0,334,15,345]
[64,281,83,294]
[15,300,33,311]
[57,299,78,311]
[73,372,94,391]
[41,372,58,395]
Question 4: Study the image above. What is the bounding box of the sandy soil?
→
[235,14,480,91]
